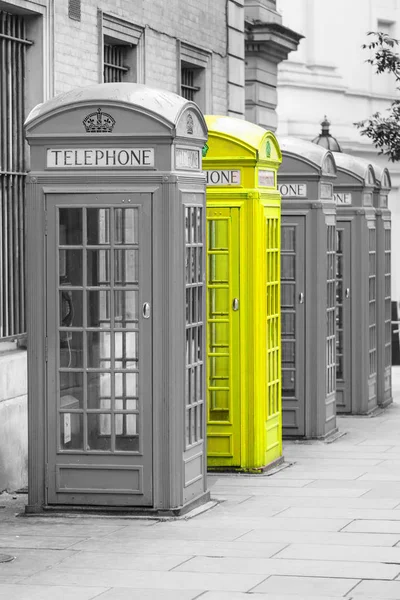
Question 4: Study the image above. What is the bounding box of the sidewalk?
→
[2,373,400,599]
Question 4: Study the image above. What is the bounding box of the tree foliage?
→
[355,31,400,162]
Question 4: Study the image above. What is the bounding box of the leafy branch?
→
[355,31,400,162]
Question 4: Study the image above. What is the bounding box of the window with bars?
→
[103,42,130,83]
[181,66,201,102]
[369,227,377,376]
[185,205,204,448]
[0,10,29,339]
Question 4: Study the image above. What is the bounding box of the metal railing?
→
[0,10,30,339]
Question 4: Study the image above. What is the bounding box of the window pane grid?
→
[266,217,280,418]
[58,206,141,453]
[185,206,204,448]
[369,228,377,375]
[326,225,336,395]
[104,43,128,83]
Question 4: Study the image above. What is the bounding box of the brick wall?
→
[52,0,230,113]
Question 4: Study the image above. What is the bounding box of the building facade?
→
[0,0,299,491]
[275,0,400,301]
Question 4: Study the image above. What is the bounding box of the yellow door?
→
[206,207,241,467]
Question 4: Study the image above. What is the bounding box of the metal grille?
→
[68,0,81,21]
[266,216,280,418]
[0,11,29,339]
[385,226,392,367]
[181,67,200,101]
[103,44,129,83]
[326,225,336,394]
[185,205,204,448]
[369,227,377,376]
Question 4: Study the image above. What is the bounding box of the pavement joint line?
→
[337,519,356,532]
[232,529,255,541]
[354,471,369,480]
[344,578,363,596]
[169,555,196,571]
[246,573,272,593]
[191,592,207,600]
[268,543,291,558]
[85,587,113,600]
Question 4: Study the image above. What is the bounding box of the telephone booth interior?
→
[24,83,209,513]
[203,115,283,472]
[373,166,392,408]
[333,152,378,415]
[278,137,337,439]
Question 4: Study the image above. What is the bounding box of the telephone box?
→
[278,138,337,438]
[333,153,377,414]
[203,115,282,471]
[24,83,209,513]
[373,166,392,407]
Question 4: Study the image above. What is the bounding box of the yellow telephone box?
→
[204,115,282,471]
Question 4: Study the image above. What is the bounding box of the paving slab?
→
[278,506,400,521]
[0,548,77,577]
[173,555,400,579]
[0,584,108,600]
[251,574,359,595]
[274,542,400,563]
[351,579,400,597]
[200,595,354,600]
[343,519,400,533]
[235,529,400,546]
[22,568,265,592]
[0,534,87,549]
[89,589,202,600]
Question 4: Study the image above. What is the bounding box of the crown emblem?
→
[83,107,116,133]
[186,113,194,135]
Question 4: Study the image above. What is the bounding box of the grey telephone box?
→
[373,167,392,408]
[24,83,209,513]
[333,153,377,414]
[278,138,337,438]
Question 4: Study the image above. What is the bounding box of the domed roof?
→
[26,83,191,127]
[312,116,342,152]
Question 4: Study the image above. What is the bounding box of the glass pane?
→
[210,288,229,317]
[209,219,228,250]
[115,372,138,399]
[60,372,83,409]
[209,254,229,284]
[115,208,139,245]
[87,414,112,451]
[59,250,82,286]
[87,372,111,409]
[115,414,139,451]
[60,413,83,450]
[87,291,110,327]
[282,369,295,395]
[60,332,83,368]
[114,249,138,285]
[59,208,82,245]
[115,332,138,368]
[281,255,295,279]
[114,290,138,326]
[87,208,110,245]
[87,250,110,286]
[87,331,111,368]
[59,290,83,327]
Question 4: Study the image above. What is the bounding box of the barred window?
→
[181,66,201,102]
[103,42,130,83]
[0,10,30,339]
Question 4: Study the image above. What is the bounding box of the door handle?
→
[232,298,239,311]
[142,302,151,319]
[299,292,304,304]
[345,288,350,299]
